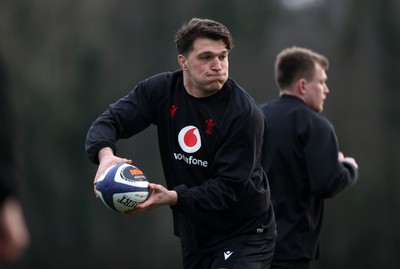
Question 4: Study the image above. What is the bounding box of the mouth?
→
[206,73,227,83]
[207,73,225,79]
[207,70,226,76]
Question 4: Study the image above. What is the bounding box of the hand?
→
[124,183,177,215]
[93,147,132,197]
[0,198,29,263]
[338,151,359,169]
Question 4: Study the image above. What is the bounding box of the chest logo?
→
[178,126,201,153]
[205,118,215,135]
[170,105,177,117]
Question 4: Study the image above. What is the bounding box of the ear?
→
[295,78,307,96]
[177,54,187,70]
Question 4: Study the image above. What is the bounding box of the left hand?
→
[124,183,177,215]
[338,151,358,169]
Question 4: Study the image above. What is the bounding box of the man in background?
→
[261,46,359,269]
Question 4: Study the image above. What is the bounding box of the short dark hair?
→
[275,46,329,89]
[174,18,234,55]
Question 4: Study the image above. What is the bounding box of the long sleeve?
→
[304,115,359,198]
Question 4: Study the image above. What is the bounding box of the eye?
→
[199,54,212,60]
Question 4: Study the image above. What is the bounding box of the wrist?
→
[169,190,178,206]
[98,147,114,162]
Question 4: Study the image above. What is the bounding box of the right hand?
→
[93,147,132,197]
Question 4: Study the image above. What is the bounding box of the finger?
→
[148,183,160,190]
[124,203,149,214]
[136,192,157,210]
[94,170,104,183]
[117,158,132,165]
[93,184,98,198]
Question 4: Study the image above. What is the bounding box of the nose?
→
[211,57,223,70]
[324,85,329,94]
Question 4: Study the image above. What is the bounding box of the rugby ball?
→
[95,163,149,213]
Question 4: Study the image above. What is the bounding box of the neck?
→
[280,89,296,97]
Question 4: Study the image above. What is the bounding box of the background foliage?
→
[0,0,399,268]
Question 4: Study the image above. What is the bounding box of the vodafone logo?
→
[175,126,207,167]
[178,125,201,153]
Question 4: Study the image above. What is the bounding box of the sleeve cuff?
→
[171,184,188,211]
[342,160,359,183]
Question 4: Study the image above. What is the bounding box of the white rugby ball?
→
[95,163,149,213]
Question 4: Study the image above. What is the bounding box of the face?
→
[302,63,329,113]
[178,38,229,98]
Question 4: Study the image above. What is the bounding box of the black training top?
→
[86,70,276,252]
[260,95,358,261]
